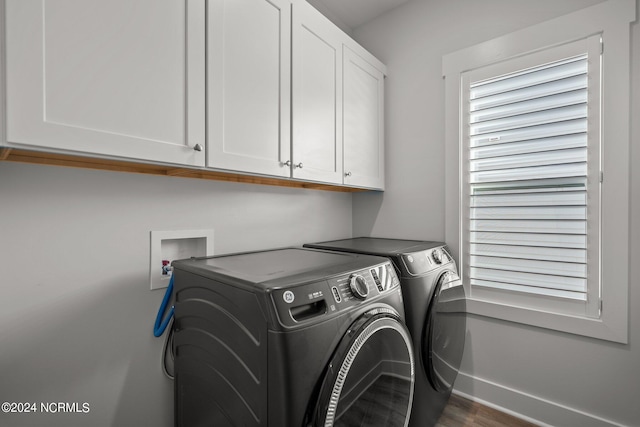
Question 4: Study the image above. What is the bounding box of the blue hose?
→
[154,273,175,337]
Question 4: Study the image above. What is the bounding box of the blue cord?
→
[154,273,175,337]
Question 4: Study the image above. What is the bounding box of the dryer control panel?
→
[401,246,453,276]
[272,262,400,328]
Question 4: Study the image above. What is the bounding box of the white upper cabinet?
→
[343,46,385,190]
[207,0,291,177]
[4,0,206,167]
[291,0,343,184]
[2,0,386,189]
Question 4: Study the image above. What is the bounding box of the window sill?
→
[465,297,628,344]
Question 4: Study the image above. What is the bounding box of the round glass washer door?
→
[313,308,415,427]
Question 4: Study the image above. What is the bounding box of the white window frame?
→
[443,0,634,343]
[462,36,601,318]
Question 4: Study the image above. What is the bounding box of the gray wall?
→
[0,162,352,427]
[353,0,639,425]
[2,1,638,426]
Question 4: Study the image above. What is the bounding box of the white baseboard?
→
[453,371,627,427]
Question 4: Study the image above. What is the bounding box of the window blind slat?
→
[470,279,587,301]
[471,190,586,207]
[470,74,588,111]
[470,268,586,292]
[471,163,587,183]
[471,147,587,171]
[470,255,586,278]
[471,134,586,159]
[470,231,587,249]
[471,176,586,194]
[470,90,587,123]
[471,119,587,147]
[470,219,586,234]
[470,243,586,263]
[470,104,587,136]
[470,56,587,98]
[471,206,586,220]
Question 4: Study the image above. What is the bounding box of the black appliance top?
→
[305,237,444,257]
[305,237,455,277]
[172,247,390,290]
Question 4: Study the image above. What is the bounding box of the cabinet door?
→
[343,46,385,190]
[4,0,206,167]
[291,0,343,184]
[207,0,291,178]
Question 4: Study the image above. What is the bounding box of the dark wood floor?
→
[436,394,539,427]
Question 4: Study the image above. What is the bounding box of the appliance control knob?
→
[432,248,443,264]
[349,274,369,300]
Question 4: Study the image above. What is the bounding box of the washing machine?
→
[304,238,466,427]
[171,247,415,427]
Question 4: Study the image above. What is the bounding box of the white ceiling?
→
[306,0,410,31]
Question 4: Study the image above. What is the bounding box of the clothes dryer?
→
[171,247,415,427]
[304,238,466,427]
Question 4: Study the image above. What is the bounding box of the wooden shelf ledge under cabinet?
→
[0,148,364,193]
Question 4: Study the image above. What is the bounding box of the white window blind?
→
[467,53,597,302]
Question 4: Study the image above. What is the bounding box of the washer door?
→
[424,270,467,392]
[313,308,415,427]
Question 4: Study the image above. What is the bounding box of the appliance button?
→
[331,286,342,303]
[283,291,295,304]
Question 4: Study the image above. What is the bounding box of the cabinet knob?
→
[345,171,352,177]
[295,162,303,169]
[193,144,203,152]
